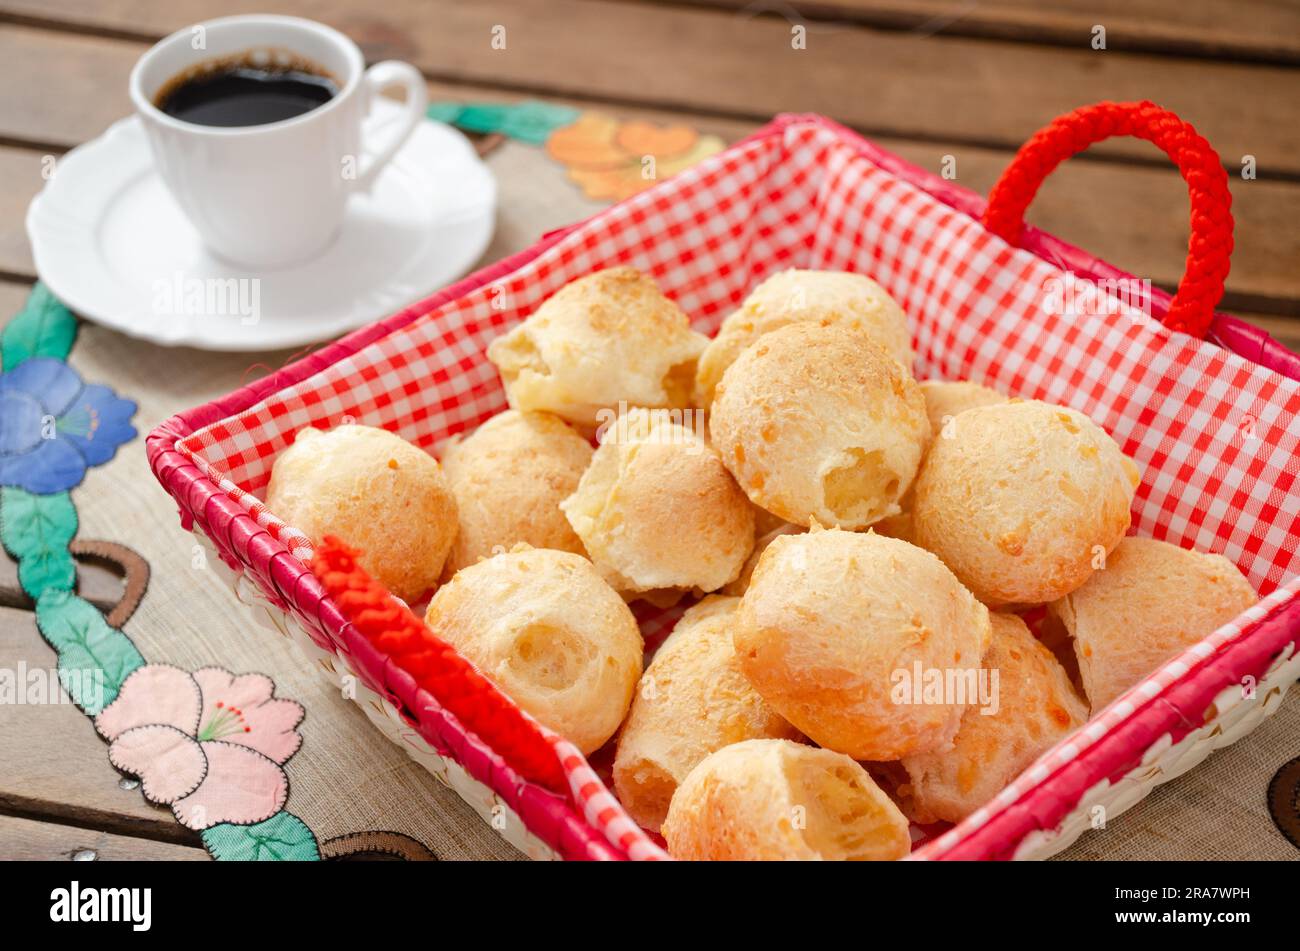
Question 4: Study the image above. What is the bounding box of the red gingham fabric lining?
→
[171,115,1299,858]
[553,735,668,861]
[178,119,1299,595]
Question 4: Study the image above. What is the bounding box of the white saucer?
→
[27,101,496,351]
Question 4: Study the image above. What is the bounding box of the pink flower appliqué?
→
[94,664,304,830]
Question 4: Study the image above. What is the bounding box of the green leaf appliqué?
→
[35,589,144,714]
[0,487,78,598]
[449,100,580,145]
[202,811,320,861]
[0,282,77,370]
[426,101,464,124]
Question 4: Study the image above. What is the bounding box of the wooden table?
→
[1,0,1297,861]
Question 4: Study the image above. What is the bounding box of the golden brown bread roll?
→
[721,522,803,596]
[734,527,992,760]
[486,267,707,432]
[266,425,457,604]
[919,379,1007,439]
[1046,537,1257,713]
[710,322,929,529]
[440,410,592,576]
[562,407,755,596]
[896,612,1088,824]
[662,738,911,860]
[423,546,643,754]
[612,596,801,830]
[695,269,913,407]
[870,380,1008,544]
[913,399,1136,606]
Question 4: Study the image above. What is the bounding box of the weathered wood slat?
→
[661,0,1300,64]
[2,0,1298,177]
[0,149,46,277]
[0,24,136,151]
[2,28,1296,322]
[0,812,207,859]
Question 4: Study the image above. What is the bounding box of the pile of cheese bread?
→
[267,267,1257,860]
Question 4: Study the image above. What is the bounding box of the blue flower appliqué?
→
[0,357,137,494]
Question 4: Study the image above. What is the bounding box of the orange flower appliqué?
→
[547,112,725,201]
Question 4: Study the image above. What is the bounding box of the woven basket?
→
[148,105,1300,861]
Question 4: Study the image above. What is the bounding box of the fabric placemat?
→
[3,123,1296,860]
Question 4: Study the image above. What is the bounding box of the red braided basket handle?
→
[983,100,1233,338]
[310,536,569,793]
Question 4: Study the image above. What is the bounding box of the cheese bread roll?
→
[423,547,642,754]
[919,379,1007,440]
[721,522,803,596]
[710,322,928,530]
[562,407,754,596]
[266,425,457,604]
[871,380,1008,544]
[441,410,592,576]
[487,267,707,432]
[897,612,1088,823]
[734,528,991,760]
[1047,537,1257,712]
[913,399,1136,606]
[612,596,800,830]
[750,503,790,538]
[695,269,913,407]
[663,739,911,861]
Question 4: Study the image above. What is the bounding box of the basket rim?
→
[147,113,1300,861]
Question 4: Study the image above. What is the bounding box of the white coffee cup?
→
[130,14,427,269]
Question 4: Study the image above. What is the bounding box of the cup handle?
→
[353,60,427,191]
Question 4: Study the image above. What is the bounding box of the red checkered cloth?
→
[164,114,1299,859]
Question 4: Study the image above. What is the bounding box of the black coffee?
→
[156,54,338,128]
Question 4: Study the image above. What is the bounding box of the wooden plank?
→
[663,0,1300,64]
[0,146,45,276]
[3,1,1299,178]
[0,23,1294,330]
[3,41,1297,318]
[0,24,134,151]
[0,27,752,155]
[0,813,208,859]
[0,606,201,845]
